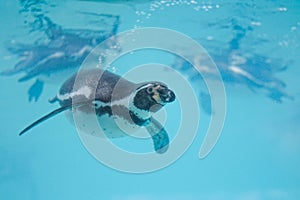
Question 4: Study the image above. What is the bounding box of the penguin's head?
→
[133,82,175,112]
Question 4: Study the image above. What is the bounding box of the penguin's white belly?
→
[65,109,141,138]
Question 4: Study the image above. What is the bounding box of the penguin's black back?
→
[59,69,137,106]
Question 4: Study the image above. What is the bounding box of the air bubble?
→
[206,36,214,40]
[251,21,262,26]
[291,26,296,31]
[193,6,200,11]
[277,7,288,12]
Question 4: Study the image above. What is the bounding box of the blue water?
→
[1,0,300,199]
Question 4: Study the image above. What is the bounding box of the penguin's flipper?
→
[19,102,86,136]
[19,105,72,136]
[145,117,169,154]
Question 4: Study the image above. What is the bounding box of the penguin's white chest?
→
[66,109,141,138]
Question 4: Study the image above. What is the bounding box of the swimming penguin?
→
[19,68,176,153]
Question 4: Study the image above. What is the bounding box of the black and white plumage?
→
[19,68,175,153]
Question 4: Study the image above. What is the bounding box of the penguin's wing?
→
[145,117,169,154]
[19,102,86,136]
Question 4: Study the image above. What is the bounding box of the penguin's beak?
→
[148,85,175,112]
[158,87,175,103]
[148,83,176,106]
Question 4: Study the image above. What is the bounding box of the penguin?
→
[19,68,176,153]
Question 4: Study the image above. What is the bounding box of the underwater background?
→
[0,0,299,199]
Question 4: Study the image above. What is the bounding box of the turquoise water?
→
[1,0,300,199]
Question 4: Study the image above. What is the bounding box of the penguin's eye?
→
[146,87,154,94]
[92,101,101,109]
